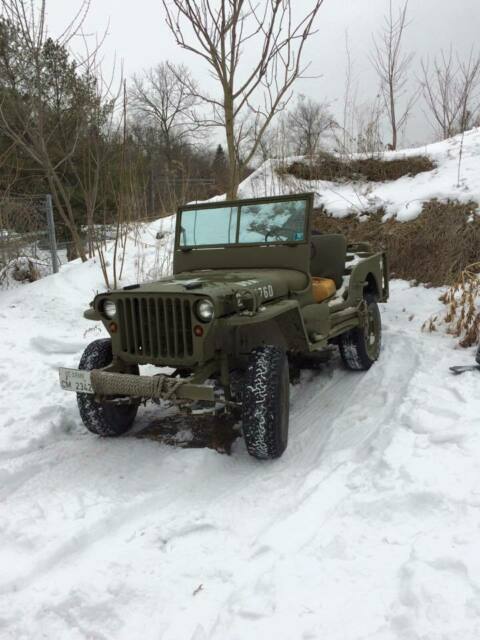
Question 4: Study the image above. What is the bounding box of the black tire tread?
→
[77,338,139,437]
[242,345,289,460]
[338,294,381,371]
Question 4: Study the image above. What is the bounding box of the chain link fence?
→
[0,194,60,287]
[0,179,216,288]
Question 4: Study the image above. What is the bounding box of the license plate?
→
[59,368,94,394]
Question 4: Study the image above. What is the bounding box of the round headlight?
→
[102,299,117,319]
[195,299,214,322]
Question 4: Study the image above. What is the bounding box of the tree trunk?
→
[390,83,398,150]
[224,91,240,199]
[226,161,240,200]
[47,174,87,262]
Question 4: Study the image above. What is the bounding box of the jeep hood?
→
[128,269,309,300]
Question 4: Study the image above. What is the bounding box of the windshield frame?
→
[176,193,312,250]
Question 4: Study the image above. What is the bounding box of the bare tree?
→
[0,0,99,261]
[334,31,360,156]
[255,114,294,165]
[371,0,416,150]
[355,97,384,154]
[287,94,336,157]
[130,62,201,162]
[58,38,123,261]
[421,48,480,139]
[341,31,355,155]
[256,121,283,162]
[162,0,325,198]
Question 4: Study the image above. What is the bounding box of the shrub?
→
[282,152,435,182]
[0,256,43,288]
[312,199,480,286]
[422,263,480,347]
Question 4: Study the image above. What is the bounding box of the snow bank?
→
[238,128,480,221]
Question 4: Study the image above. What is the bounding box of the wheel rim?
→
[365,302,381,360]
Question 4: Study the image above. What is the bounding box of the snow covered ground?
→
[1,237,480,638]
[3,128,480,637]
[240,127,480,221]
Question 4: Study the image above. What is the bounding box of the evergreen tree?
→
[211,144,228,193]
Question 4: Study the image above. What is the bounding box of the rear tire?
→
[77,338,139,437]
[242,346,289,460]
[338,294,382,371]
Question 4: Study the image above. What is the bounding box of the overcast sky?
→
[46,0,480,148]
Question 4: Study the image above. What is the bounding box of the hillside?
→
[239,127,480,221]
[2,136,480,639]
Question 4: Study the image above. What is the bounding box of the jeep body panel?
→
[92,268,310,368]
[123,268,309,300]
[221,299,310,355]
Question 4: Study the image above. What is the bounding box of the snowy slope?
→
[2,229,480,638]
[239,127,480,221]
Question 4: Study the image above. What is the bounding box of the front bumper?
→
[59,367,215,402]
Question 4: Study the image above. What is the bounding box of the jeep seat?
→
[310,234,347,288]
[312,277,336,302]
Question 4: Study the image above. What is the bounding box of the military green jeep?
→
[59,193,388,459]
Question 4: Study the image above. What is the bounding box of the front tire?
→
[338,294,382,371]
[242,346,289,460]
[77,338,139,437]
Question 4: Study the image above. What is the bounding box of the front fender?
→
[222,299,309,353]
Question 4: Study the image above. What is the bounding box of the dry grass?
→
[423,263,480,348]
[282,152,435,182]
[314,198,480,348]
[313,199,480,286]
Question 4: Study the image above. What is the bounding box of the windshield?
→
[178,197,308,248]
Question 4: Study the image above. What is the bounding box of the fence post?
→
[45,194,59,274]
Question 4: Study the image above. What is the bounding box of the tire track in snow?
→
[202,332,423,639]
[249,328,421,532]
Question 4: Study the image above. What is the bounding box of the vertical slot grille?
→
[116,296,193,359]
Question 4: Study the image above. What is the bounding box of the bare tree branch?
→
[370,0,417,150]
[0,0,112,260]
[421,47,480,139]
[287,95,336,157]
[161,0,325,198]
[130,62,204,162]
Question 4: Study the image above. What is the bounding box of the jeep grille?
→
[117,296,194,359]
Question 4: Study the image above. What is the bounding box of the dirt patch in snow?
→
[282,153,435,182]
[313,199,480,285]
[135,412,241,454]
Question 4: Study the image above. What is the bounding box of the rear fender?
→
[347,252,388,303]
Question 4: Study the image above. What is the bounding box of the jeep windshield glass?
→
[179,198,308,248]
